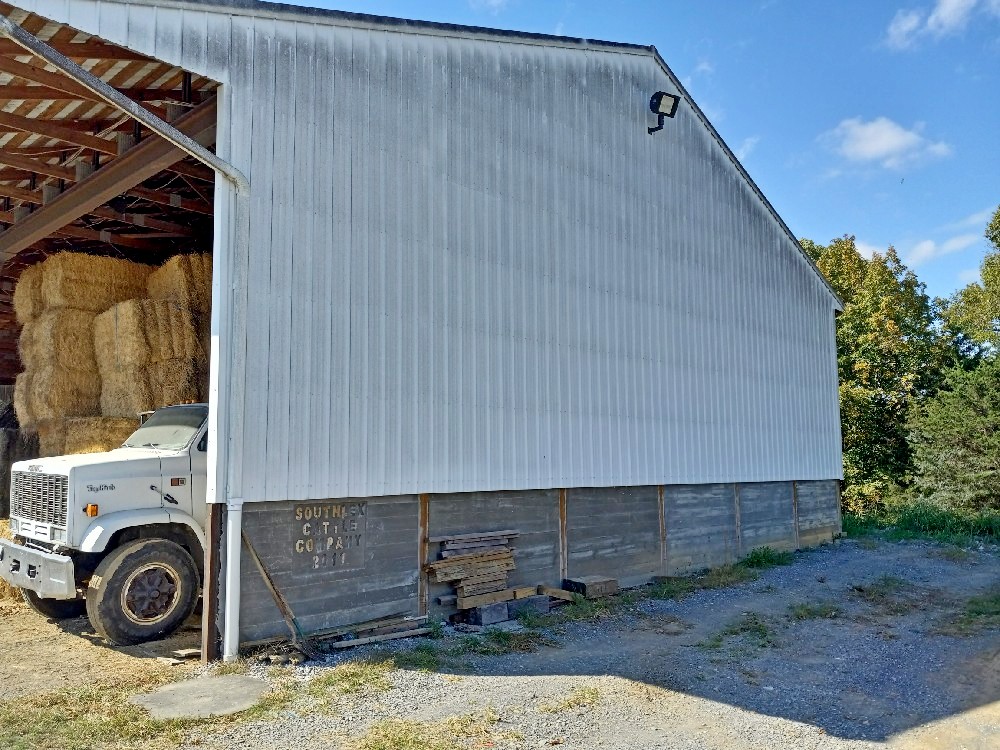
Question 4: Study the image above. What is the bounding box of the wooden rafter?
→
[0,39,152,60]
[0,210,166,250]
[0,111,117,154]
[0,54,105,101]
[126,186,214,216]
[0,96,217,262]
[0,150,74,180]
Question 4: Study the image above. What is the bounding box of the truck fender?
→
[78,508,206,554]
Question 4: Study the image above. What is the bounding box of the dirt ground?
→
[1,538,997,750]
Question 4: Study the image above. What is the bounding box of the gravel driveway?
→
[186,538,999,750]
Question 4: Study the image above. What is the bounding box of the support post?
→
[418,494,429,616]
[222,500,244,662]
[657,485,667,576]
[201,503,224,663]
[558,489,568,581]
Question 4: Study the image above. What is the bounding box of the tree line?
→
[802,205,1000,517]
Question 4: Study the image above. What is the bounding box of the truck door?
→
[189,429,208,524]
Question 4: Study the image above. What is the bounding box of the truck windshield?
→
[123,405,208,451]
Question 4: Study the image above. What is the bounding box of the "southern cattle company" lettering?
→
[292,502,367,570]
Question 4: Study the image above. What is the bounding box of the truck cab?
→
[0,404,208,645]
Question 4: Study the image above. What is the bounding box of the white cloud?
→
[886,9,925,49]
[905,232,981,265]
[926,0,979,35]
[694,59,715,76]
[856,241,882,259]
[958,267,981,284]
[735,136,760,161]
[469,0,510,14]
[820,116,951,169]
[554,21,565,35]
[949,207,996,229]
[885,0,998,49]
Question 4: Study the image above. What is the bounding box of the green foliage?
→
[842,502,1000,544]
[942,206,1000,351]
[700,613,776,650]
[740,546,794,569]
[808,235,958,515]
[908,358,1000,511]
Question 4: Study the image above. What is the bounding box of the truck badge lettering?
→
[28,465,42,472]
[86,484,116,493]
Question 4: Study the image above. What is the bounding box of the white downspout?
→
[0,19,250,661]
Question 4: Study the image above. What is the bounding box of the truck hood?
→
[12,447,181,477]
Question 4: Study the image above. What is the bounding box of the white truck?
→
[0,404,208,645]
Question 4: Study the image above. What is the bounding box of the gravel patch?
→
[182,539,999,750]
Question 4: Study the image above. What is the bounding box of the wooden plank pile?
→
[426,530,519,609]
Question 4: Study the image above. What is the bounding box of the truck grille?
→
[10,471,68,527]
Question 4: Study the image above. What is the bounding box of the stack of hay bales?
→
[95,298,206,416]
[147,253,213,364]
[12,253,153,457]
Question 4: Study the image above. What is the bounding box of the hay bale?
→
[18,308,98,372]
[12,263,43,324]
[64,417,138,455]
[147,253,213,314]
[29,365,100,421]
[94,299,203,374]
[36,419,67,458]
[13,373,33,429]
[100,357,204,418]
[100,367,153,418]
[40,252,152,312]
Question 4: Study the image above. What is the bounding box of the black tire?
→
[86,539,199,646]
[22,589,86,620]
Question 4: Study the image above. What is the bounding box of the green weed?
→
[701,613,777,650]
[741,546,794,569]
[788,602,840,620]
[938,587,1000,635]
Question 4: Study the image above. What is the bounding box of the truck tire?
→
[22,589,86,620]
[86,539,199,645]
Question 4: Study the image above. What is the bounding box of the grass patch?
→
[539,686,600,713]
[929,545,972,563]
[393,642,445,671]
[0,677,193,750]
[649,564,760,602]
[455,629,556,656]
[352,709,510,750]
[843,503,1000,545]
[212,658,253,676]
[849,575,917,615]
[938,586,1000,635]
[741,546,794,569]
[788,602,841,620]
[306,657,394,704]
[700,613,777,650]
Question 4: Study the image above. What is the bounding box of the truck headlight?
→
[49,527,66,543]
[7,519,16,533]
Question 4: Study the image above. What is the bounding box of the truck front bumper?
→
[0,539,76,600]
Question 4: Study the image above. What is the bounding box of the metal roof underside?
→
[0,0,220,380]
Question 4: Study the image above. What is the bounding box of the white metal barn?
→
[0,0,842,658]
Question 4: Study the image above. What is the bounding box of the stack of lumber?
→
[12,253,152,456]
[426,531,519,606]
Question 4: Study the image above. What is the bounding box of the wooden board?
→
[427,530,519,544]
[456,588,518,609]
[538,585,576,601]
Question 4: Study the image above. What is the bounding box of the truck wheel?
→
[86,539,199,645]
[22,589,86,620]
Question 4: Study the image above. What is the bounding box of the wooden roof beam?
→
[0,97,217,262]
[0,209,168,250]
[0,150,74,180]
[126,186,214,216]
[0,54,107,101]
[0,39,152,61]
[0,111,117,154]
[0,86,212,103]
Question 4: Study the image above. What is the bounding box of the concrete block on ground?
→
[467,601,510,626]
[508,594,551,618]
[129,676,269,719]
[563,575,619,599]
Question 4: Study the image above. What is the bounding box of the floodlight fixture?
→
[648,91,680,135]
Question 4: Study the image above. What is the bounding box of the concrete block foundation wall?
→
[236,480,841,643]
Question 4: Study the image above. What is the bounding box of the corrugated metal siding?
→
[24,1,845,502]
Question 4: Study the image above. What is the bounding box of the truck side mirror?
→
[197,434,208,452]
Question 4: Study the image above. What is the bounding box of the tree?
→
[908,357,1000,511]
[942,205,1000,350]
[806,236,949,513]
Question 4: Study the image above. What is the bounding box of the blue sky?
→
[292,0,999,300]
